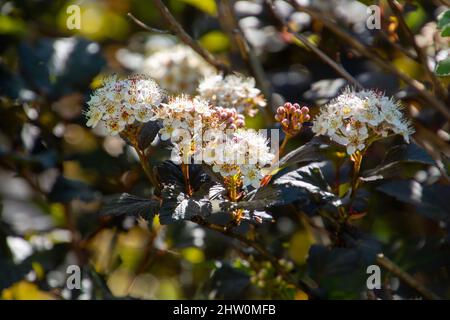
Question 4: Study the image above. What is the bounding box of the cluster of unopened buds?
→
[275,103,310,137]
[213,106,246,130]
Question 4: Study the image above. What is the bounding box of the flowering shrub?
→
[1,0,450,302]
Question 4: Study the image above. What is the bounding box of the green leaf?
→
[435,57,450,77]
[442,24,450,37]
[0,15,26,36]
[179,0,217,16]
[437,9,450,30]
[200,31,230,53]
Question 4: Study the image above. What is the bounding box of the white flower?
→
[85,74,164,136]
[86,108,103,128]
[342,126,368,155]
[105,119,124,136]
[205,129,275,187]
[241,165,264,188]
[143,44,215,94]
[198,73,266,117]
[312,88,414,155]
[159,119,176,141]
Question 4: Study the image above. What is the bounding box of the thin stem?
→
[135,147,160,192]
[152,0,230,73]
[181,163,193,197]
[376,254,441,300]
[266,0,363,89]
[191,215,311,295]
[278,134,290,160]
[350,151,363,196]
[272,134,291,167]
[378,30,419,63]
[341,149,442,299]
[289,1,450,122]
[217,0,274,124]
[387,0,447,100]
[333,160,344,194]
[127,13,172,34]
[290,30,364,89]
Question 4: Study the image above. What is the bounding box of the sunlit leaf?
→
[200,31,230,53]
[179,0,217,16]
[435,57,450,77]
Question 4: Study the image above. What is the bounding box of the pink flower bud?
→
[301,106,309,114]
[277,106,285,114]
[235,119,245,127]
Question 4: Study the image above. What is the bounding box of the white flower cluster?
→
[152,95,214,163]
[312,88,414,155]
[85,74,164,135]
[85,73,274,188]
[198,73,266,117]
[205,130,275,188]
[151,95,274,187]
[143,44,215,94]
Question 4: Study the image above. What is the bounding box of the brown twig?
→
[289,1,450,122]
[387,0,447,100]
[266,0,364,90]
[191,215,311,294]
[290,30,364,89]
[437,0,450,7]
[127,13,172,34]
[376,254,441,300]
[135,147,160,193]
[217,0,274,124]
[378,30,419,62]
[152,0,230,73]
